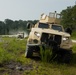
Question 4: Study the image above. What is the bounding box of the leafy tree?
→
[4,19,14,34]
[61,5,76,30]
[0,21,5,34]
[72,5,76,29]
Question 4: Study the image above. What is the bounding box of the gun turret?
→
[40,11,61,24]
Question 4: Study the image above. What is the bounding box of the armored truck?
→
[25,12,72,63]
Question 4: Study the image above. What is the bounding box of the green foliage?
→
[0,19,38,35]
[71,30,76,39]
[0,37,76,75]
[61,5,76,30]
[0,37,26,64]
[0,47,14,64]
[40,47,53,63]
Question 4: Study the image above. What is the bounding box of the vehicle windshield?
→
[51,25,62,31]
[38,23,49,28]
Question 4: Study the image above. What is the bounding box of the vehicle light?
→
[62,37,69,41]
[34,32,40,37]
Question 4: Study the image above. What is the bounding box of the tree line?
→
[0,19,38,35]
[61,5,76,30]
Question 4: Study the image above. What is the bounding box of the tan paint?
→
[27,12,72,50]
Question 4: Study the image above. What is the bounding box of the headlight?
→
[62,37,69,41]
[34,32,40,37]
[36,33,40,37]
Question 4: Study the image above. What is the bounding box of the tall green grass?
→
[0,37,76,75]
[40,47,53,63]
[0,47,14,64]
[0,37,27,65]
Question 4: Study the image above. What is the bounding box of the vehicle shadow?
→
[31,55,41,61]
[29,52,41,61]
[30,52,76,67]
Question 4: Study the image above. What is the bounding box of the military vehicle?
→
[17,32,24,39]
[25,11,72,63]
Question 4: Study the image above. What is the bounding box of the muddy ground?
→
[0,57,41,75]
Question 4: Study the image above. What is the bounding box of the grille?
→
[41,33,62,45]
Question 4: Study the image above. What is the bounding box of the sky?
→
[0,0,76,21]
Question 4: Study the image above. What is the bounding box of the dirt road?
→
[72,40,76,43]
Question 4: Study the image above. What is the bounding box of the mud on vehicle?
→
[25,11,73,63]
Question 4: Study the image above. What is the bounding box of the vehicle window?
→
[52,25,62,31]
[38,23,49,28]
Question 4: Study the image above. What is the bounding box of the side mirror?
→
[27,22,34,30]
[65,28,72,35]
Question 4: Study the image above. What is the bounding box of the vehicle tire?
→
[57,50,72,63]
[35,46,40,52]
[62,50,72,63]
[25,46,33,58]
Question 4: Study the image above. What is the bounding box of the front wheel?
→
[57,49,73,63]
[62,50,72,63]
[25,46,33,58]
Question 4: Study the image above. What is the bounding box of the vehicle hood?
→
[31,28,70,37]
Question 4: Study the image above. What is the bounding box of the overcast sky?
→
[0,0,76,21]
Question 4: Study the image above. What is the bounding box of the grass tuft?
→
[40,47,53,63]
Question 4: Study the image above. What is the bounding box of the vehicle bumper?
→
[27,43,41,46]
[60,45,72,50]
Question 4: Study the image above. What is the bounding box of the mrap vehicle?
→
[25,11,72,63]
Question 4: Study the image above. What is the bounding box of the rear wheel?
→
[62,50,72,63]
[56,49,72,63]
[25,46,33,58]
